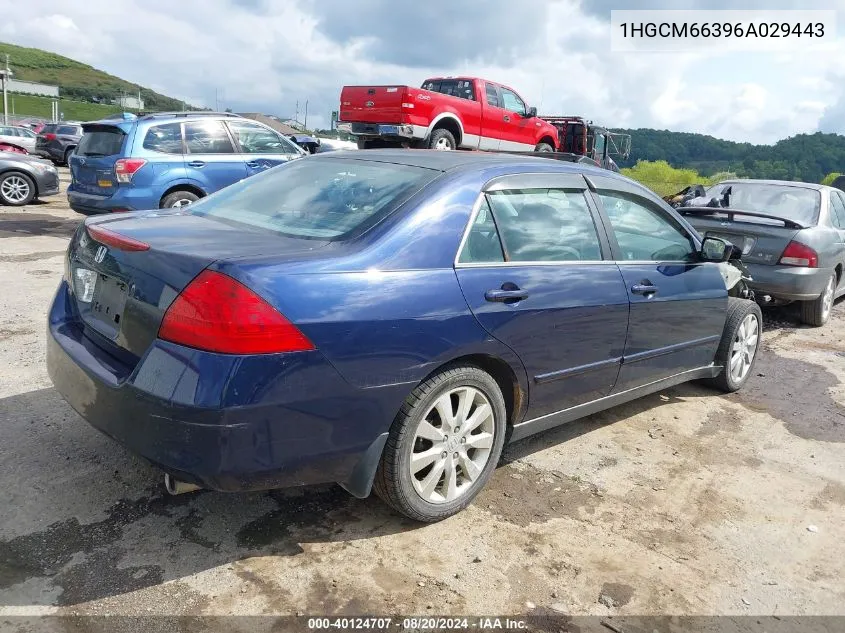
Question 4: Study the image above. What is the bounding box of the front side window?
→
[485,188,603,262]
[187,158,438,240]
[227,121,299,154]
[143,123,183,154]
[598,191,696,261]
[499,88,526,116]
[184,120,235,154]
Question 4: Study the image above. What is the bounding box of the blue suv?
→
[67,112,306,214]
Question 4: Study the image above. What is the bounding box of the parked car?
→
[0,125,37,154]
[35,122,83,165]
[339,77,560,152]
[0,151,60,205]
[47,150,761,522]
[66,112,306,215]
[679,179,845,326]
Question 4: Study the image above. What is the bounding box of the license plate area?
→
[88,274,128,336]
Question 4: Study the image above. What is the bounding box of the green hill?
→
[0,41,200,117]
[619,128,845,184]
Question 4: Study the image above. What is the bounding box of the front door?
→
[183,119,247,194]
[497,86,535,152]
[226,119,302,177]
[454,173,629,420]
[588,174,728,392]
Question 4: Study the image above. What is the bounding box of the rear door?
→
[225,119,303,177]
[455,173,629,420]
[71,124,129,197]
[589,174,727,391]
[479,83,506,150]
[183,119,247,194]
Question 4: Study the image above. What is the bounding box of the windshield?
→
[187,157,439,240]
[703,182,820,225]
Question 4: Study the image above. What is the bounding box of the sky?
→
[1,0,845,144]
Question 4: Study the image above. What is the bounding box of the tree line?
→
[616,129,845,185]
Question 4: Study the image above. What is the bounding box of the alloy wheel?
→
[409,386,496,504]
[433,137,453,151]
[729,313,759,383]
[1,175,31,204]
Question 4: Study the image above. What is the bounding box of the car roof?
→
[313,148,616,178]
[714,179,827,191]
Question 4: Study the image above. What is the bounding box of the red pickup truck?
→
[338,77,559,152]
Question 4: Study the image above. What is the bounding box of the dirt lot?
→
[1,169,844,619]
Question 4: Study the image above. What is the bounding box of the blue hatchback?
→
[48,150,762,522]
[67,112,306,214]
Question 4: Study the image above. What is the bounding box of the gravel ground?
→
[0,170,844,619]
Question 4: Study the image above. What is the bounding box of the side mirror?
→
[526,106,537,118]
[700,236,732,262]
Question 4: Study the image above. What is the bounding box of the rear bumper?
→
[35,147,62,162]
[746,263,833,301]
[338,122,425,140]
[46,281,396,493]
[67,186,160,215]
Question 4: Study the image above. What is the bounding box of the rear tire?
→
[534,142,554,152]
[0,171,36,206]
[706,298,762,393]
[373,364,507,522]
[161,190,200,208]
[800,272,836,326]
[428,128,456,151]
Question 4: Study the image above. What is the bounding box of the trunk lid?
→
[340,85,409,123]
[68,212,331,360]
[679,208,803,265]
[70,123,130,196]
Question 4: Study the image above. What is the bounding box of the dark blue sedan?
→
[47,150,762,522]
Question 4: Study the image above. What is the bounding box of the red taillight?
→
[87,224,150,251]
[779,241,818,268]
[42,133,57,141]
[114,158,147,183]
[158,270,315,355]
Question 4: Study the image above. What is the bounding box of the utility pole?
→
[295,100,299,124]
[1,54,11,125]
[304,100,308,130]
[215,88,219,112]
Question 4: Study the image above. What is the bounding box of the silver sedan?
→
[680,179,845,327]
[0,125,38,154]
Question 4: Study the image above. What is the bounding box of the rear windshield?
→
[703,182,820,225]
[40,124,57,134]
[188,158,439,240]
[58,126,80,135]
[77,127,126,157]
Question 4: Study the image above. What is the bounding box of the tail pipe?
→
[164,473,202,496]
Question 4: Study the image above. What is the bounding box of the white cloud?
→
[0,0,841,142]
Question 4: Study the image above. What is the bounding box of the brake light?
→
[42,133,56,141]
[779,241,818,268]
[114,158,147,183]
[87,224,150,251]
[158,270,315,355]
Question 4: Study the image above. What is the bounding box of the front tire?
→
[706,298,762,393]
[800,273,836,327]
[534,142,554,153]
[373,365,507,522]
[0,171,36,206]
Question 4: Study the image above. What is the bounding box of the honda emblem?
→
[94,246,107,263]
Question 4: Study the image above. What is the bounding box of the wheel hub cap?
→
[409,386,495,504]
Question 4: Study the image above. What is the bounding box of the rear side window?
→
[184,120,235,154]
[188,158,438,240]
[76,126,125,157]
[487,189,603,262]
[422,79,476,101]
[830,191,845,229]
[143,123,183,154]
[485,84,500,108]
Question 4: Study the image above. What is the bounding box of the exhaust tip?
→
[164,473,202,496]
